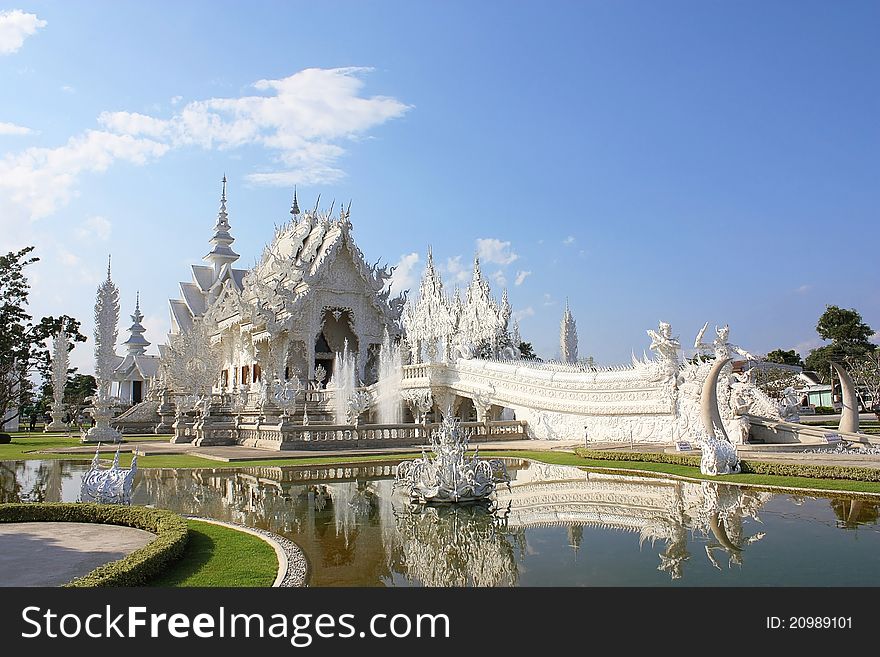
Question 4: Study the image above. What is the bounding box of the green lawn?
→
[482,450,880,495]
[149,519,277,587]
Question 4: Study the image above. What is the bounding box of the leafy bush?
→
[814,406,837,415]
[573,448,880,482]
[0,503,188,586]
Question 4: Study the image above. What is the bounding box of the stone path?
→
[0,522,155,586]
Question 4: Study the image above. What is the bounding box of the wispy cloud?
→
[389,252,419,296]
[76,215,113,241]
[514,307,535,322]
[491,269,507,287]
[60,85,75,94]
[442,255,470,286]
[562,235,575,246]
[0,68,410,222]
[795,284,812,295]
[0,121,33,135]
[542,293,555,306]
[476,237,519,265]
[514,270,531,286]
[0,10,46,55]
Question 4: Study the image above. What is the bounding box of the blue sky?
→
[1,1,878,373]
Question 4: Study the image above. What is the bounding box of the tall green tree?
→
[765,349,804,367]
[0,247,86,425]
[805,305,876,381]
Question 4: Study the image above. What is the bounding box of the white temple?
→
[110,293,159,404]
[100,176,818,452]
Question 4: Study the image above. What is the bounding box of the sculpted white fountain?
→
[395,416,511,503]
[79,445,138,505]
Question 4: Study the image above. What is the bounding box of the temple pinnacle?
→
[291,186,300,217]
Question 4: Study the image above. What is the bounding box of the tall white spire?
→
[122,291,150,356]
[204,174,240,274]
[560,299,578,363]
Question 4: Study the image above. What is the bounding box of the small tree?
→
[765,349,804,367]
[805,305,876,381]
[843,350,880,418]
[0,247,86,425]
[518,342,538,360]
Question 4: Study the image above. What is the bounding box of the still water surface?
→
[2,458,879,586]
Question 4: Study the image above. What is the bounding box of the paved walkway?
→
[0,522,155,586]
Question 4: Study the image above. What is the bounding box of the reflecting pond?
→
[2,459,880,586]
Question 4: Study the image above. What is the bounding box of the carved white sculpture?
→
[46,330,69,432]
[79,445,138,504]
[560,300,578,364]
[85,260,121,443]
[394,417,510,503]
[696,358,741,475]
[695,322,757,362]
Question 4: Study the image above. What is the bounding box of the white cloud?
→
[0,67,409,222]
[76,215,112,241]
[514,270,531,286]
[563,235,575,245]
[170,95,183,106]
[443,255,471,285]
[0,121,33,135]
[98,67,410,187]
[60,85,75,94]
[0,10,46,55]
[389,252,419,297]
[476,238,519,266]
[795,284,812,294]
[542,293,555,306]
[0,130,169,219]
[490,269,506,288]
[58,249,80,267]
[514,307,535,322]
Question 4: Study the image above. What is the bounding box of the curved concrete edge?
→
[185,516,307,587]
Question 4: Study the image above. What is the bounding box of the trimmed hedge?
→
[573,448,880,483]
[0,503,189,586]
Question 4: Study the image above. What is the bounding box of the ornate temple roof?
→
[168,178,248,334]
[166,182,406,340]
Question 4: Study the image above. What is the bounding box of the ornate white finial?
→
[560,300,578,364]
[291,186,300,217]
[221,173,227,201]
[106,254,112,280]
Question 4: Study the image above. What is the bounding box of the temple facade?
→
[159,180,408,398]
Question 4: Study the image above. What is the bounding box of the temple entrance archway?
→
[315,307,359,383]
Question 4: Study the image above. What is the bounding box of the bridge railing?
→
[233,419,528,450]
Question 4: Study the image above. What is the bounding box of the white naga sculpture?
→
[79,445,138,505]
[560,300,578,364]
[395,417,510,503]
[45,330,69,432]
[85,260,121,443]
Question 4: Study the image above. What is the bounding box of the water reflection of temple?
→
[133,461,776,583]
[496,464,772,579]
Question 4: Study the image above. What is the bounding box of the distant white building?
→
[111,293,159,405]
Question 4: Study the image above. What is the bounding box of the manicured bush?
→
[814,406,837,415]
[0,433,10,444]
[0,503,188,586]
[573,448,880,483]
